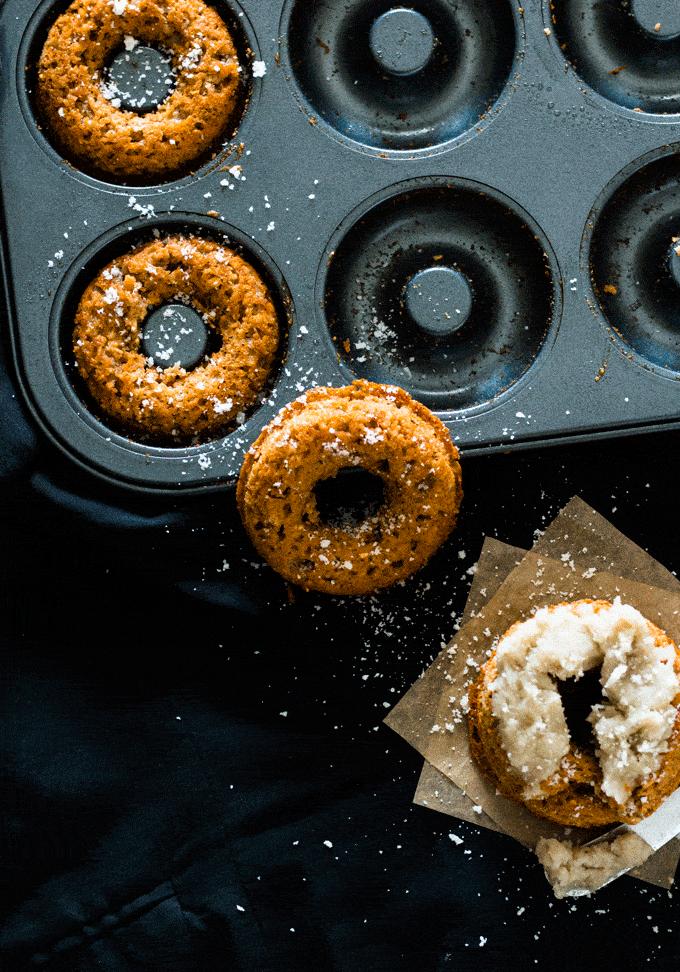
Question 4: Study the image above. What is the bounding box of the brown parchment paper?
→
[383,537,525,758]
[385,497,680,889]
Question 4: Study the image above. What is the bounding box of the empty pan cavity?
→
[548,0,680,115]
[280,0,519,153]
[588,149,680,373]
[318,179,560,413]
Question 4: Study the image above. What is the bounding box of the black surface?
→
[3,283,680,971]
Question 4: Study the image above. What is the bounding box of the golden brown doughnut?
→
[236,381,463,595]
[73,234,280,443]
[468,599,680,828]
[37,0,243,181]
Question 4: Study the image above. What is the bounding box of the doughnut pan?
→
[3,0,680,493]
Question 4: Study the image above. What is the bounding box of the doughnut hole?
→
[313,467,387,531]
[557,668,602,750]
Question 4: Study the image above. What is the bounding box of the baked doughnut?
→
[37,0,242,181]
[468,599,680,828]
[73,234,279,443]
[236,381,463,596]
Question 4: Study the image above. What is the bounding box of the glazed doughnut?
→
[236,381,463,595]
[468,599,680,828]
[37,0,242,181]
[73,234,280,443]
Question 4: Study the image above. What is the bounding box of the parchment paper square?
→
[385,497,680,889]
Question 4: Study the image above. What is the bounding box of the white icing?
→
[490,599,678,806]
[535,832,653,898]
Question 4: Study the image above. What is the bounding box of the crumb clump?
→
[536,831,653,898]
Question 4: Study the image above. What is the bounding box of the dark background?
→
[2,311,680,970]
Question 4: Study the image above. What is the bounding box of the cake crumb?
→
[536,831,653,898]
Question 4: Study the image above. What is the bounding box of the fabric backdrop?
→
[2,309,680,971]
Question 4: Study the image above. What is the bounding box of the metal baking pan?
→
[3,0,680,493]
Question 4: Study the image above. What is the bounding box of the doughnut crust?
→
[73,234,279,443]
[236,381,463,595]
[468,600,680,828]
[37,0,242,181]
